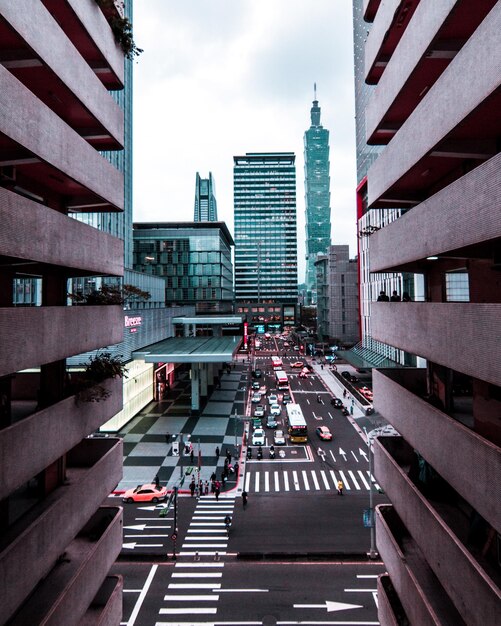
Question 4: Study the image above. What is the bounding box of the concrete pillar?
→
[191,362,200,414]
[200,363,208,397]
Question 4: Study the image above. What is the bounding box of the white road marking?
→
[159,608,217,615]
[320,470,330,489]
[351,450,359,462]
[254,471,260,492]
[185,537,228,542]
[327,412,333,419]
[329,469,338,486]
[172,573,223,578]
[293,470,300,490]
[367,471,381,490]
[357,574,379,578]
[244,472,250,492]
[338,470,351,490]
[357,471,371,489]
[330,450,336,463]
[283,471,290,491]
[178,551,227,556]
[274,471,280,491]
[176,563,224,568]
[188,529,227,534]
[127,564,157,626]
[348,470,361,490]
[302,470,310,490]
[168,583,222,589]
[181,544,228,548]
[311,470,320,490]
[264,471,270,492]
[164,595,219,601]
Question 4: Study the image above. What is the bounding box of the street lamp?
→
[363,427,378,560]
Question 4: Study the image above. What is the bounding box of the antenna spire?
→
[314,82,317,101]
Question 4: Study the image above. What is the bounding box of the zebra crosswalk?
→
[243,468,381,493]
[179,495,236,557]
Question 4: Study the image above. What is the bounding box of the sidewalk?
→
[114,363,247,494]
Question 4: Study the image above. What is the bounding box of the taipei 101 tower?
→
[304,84,331,304]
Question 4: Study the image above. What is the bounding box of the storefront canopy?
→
[133,335,241,363]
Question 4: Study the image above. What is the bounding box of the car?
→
[252,417,262,428]
[299,368,309,378]
[315,426,333,441]
[252,428,266,446]
[282,393,292,404]
[291,361,304,368]
[269,403,281,416]
[274,429,286,445]
[252,369,262,379]
[251,392,261,403]
[266,415,278,428]
[341,371,352,380]
[123,483,168,503]
[283,342,289,347]
[254,404,266,417]
[349,374,359,383]
[331,397,343,408]
[251,381,261,390]
[268,394,278,404]
[359,386,373,400]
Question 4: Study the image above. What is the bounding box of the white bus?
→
[286,403,308,443]
[275,370,289,389]
[271,356,283,370]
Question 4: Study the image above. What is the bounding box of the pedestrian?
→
[350,404,354,415]
[153,474,160,489]
[402,291,412,302]
[234,461,239,476]
[211,480,215,494]
[215,446,220,459]
[321,363,324,370]
[204,480,209,495]
[390,290,401,302]
[165,433,170,444]
[211,471,217,482]
[190,449,194,465]
[242,490,248,509]
[190,477,195,497]
[377,290,389,302]
[226,448,231,462]
[343,389,347,398]
[215,485,220,501]
[337,480,344,496]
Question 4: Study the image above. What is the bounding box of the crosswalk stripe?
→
[164,595,219,601]
[159,608,217,614]
[244,472,250,492]
[283,471,289,491]
[274,471,279,491]
[255,471,260,493]
[168,583,221,589]
[357,470,371,489]
[302,470,310,490]
[320,470,330,489]
[367,471,381,490]
[292,470,300,490]
[329,469,338,486]
[264,471,270,492]
[338,470,351,490]
[348,470,361,490]
[310,470,320,490]
[172,573,223,578]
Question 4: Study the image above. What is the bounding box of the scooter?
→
[341,406,349,416]
[247,447,252,460]
[269,446,276,459]
[257,446,263,460]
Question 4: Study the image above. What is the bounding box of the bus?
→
[271,356,283,370]
[286,403,308,443]
[275,370,289,389]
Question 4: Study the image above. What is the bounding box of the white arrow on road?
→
[122,542,164,549]
[339,448,347,461]
[293,600,363,612]
[317,447,326,461]
[359,447,369,461]
[124,524,171,531]
[137,505,163,511]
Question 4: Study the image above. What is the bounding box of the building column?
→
[190,362,200,415]
[200,363,208,398]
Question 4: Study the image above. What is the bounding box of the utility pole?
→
[363,427,378,559]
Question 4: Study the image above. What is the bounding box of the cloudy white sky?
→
[132,0,357,281]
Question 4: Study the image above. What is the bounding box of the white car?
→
[268,394,278,404]
[269,403,281,416]
[274,430,286,445]
[252,428,266,446]
[254,404,265,417]
[251,392,261,403]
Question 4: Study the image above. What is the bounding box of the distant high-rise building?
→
[233,152,298,328]
[194,172,218,221]
[304,85,331,304]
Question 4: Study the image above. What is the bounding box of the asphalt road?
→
[114,560,384,626]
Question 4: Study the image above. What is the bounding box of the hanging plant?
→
[74,352,127,403]
[95,0,143,60]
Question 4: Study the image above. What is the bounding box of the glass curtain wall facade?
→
[234,152,298,305]
[304,91,331,304]
[133,222,234,313]
[194,172,218,222]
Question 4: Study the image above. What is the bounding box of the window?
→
[445,271,469,302]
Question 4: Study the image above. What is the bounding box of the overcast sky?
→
[132,0,357,281]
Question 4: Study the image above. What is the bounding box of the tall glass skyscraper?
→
[194,172,218,221]
[234,153,298,308]
[304,86,331,304]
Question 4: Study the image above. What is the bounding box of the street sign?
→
[363,509,374,528]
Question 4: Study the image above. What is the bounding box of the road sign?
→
[363,509,374,528]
